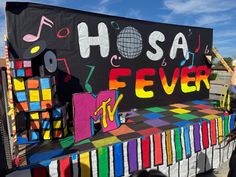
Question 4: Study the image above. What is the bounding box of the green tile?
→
[59,136,74,148]
[174,113,198,120]
[75,138,91,146]
[59,135,90,148]
[145,107,166,112]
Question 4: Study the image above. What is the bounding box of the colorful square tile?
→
[53,120,62,129]
[43,130,51,140]
[145,107,167,112]
[193,104,211,109]
[174,113,198,120]
[27,79,39,89]
[170,108,191,114]
[144,118,170,127]
[13,78,25,91]
[42,120,51,129]
[30,121,40,130]
[31,131,40,140]
[25,68,33,77]
[142,113,164,119]
[174,121,192,127]
[170,103,189,108]
[192,100,209,105]
[16,69,25,77]
[29,102,41,111]
[16,102,28,111]
[16,91,27,102]
[198,109,222,115]
[42,89,52,101]
[92,136,120,148]
[23,60,31,67]
[30,112,39,120]
[29,90,40,102]
[110,125,135,136]
[53,130,62,138]
[53,108,61,118]
[41,100,52,109]
[137,127,161,136]
[15,60,23,69]
[202,114,221,120]
[41,111,50,119]
[40,78,50,89]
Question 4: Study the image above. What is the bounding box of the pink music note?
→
[57,58,71,82]
[194,33,201,53]
[23,16,54,42]
[110,55,121,67]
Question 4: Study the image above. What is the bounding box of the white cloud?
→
[216,30,236,38]
[164,0,236,14]
[195,14,232,26]
[126,9,142,19]
[99,0,110,6]
[88,0,117,15]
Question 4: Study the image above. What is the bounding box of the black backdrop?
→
[6,2,213,111]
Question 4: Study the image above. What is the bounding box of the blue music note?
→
[180,51,195,68]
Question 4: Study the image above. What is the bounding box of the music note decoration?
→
[161,58,167,67]
[110,55,121,67]
[85,65,95,92]
[57,27,70,39]
[56,58,71,83]
[23,16,54,42]
[204,45,209,54]
[188,29,192,37]
[194,33,201,54]
[23,40,46,59]
[180,51,195,69]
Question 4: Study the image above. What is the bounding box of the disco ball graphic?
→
[116,26,143,59]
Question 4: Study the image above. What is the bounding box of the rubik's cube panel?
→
[28,111,52,141]
[10,59,33,78]
[13,76,56,112]
[52,105,68,139]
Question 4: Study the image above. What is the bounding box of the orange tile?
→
[30,121,40,130]
[110,124,135,136]
[28,79,39,89]
[16,102,28,111]
[170,103,189,108]
[41,111,50,119]
[41,100,52,109]
[198,109,222,115]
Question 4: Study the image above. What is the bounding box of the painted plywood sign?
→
[6,2,213,111]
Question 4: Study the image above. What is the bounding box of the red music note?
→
[23,16,54,42]
[57,58,71,82]
[195,33,201,54]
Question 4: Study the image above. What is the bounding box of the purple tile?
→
[144,118,170,127]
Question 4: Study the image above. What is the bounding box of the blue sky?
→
[0,0,236,58]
